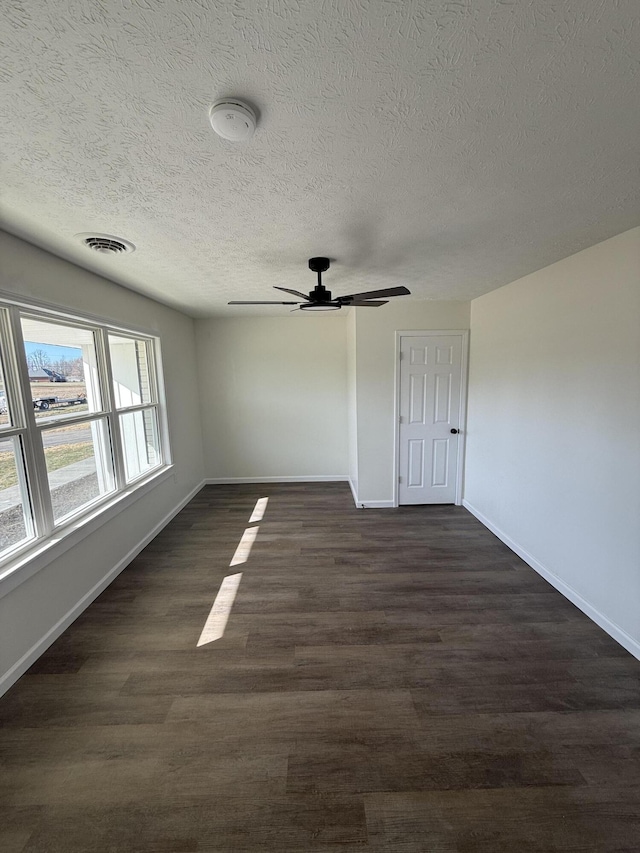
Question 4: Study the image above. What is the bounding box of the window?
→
[0,299,169,567]
[108,335,162,483]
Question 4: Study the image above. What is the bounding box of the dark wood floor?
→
[2,483,639,852]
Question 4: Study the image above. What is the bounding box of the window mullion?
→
[107,402,157,416]
[145,338,159,406]
[7,307,54,536]
[36,410,112,432]
[13,435,36,541]
[152,338,171,466]
[98,327,126,490]
[0,424,28,440]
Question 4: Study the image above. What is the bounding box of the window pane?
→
[42,420,115,523]
[119,408,160,482]
[0,436,33,556]
[108,335,153,408]
[20,317,101,422]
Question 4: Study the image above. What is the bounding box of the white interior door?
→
[398,333,464,505]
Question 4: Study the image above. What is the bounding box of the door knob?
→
[450,428,459,434]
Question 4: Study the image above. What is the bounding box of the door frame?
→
[393,330,470,508]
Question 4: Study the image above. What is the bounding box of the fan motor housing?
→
[310,284,332,302]
[308,257,330,273]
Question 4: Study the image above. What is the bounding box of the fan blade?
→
[348,300,388,307]
[338,286,411,302]
[274,286,310,300]
[228,301,300,305]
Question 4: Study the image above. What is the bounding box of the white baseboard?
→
[359,500,396,509]
[205,475,349,484]
[349,478,363,508]
[0,480,206,697]
[463,499,640,661]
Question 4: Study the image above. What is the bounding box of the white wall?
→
[195,314,348,479]
[465,226,640,656]
[346,309,358,497]
[354,300,471,504]
[0,231,205,692]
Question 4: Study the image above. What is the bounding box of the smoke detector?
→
[209,99,257,141]
[76,233,135,255]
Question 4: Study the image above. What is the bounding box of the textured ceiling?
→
[1,0,639,317]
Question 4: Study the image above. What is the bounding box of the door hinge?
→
[399,414,403,424]
[398,476,402,484]
[399,351,403,361]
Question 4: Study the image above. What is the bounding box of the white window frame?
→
[0,293,172,593]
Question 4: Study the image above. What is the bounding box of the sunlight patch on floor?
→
[197,572,243,646]
[230,525,259,567]
[249,496,269,523]
[197,497,268,646]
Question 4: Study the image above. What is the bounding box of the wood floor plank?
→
[1,483,639,851]
[20,796,368,852]
[286,739,585,794]
[363,787,640,852]
[0,806,41,853]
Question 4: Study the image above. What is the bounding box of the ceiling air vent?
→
[76,233,135,255]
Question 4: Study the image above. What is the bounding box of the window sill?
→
[0,465,174,600]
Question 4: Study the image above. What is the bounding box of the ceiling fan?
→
[229,257,411,311]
